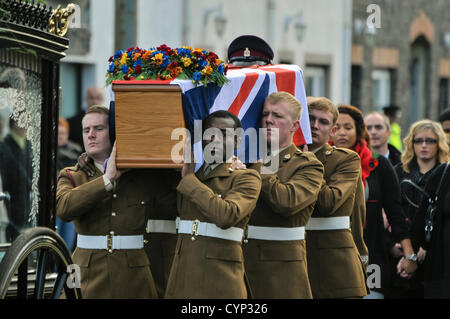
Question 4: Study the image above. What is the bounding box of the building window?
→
[304,65,328,97]
[371,69,391,111]
[351,65,363,107]
[115,0,137,52]
[60,63,82,119]
[439,78,449,115]
[409,36,430,124]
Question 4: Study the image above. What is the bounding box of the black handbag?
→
[400,162,450,242]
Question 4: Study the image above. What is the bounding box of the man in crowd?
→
[364,111,402,167]
[305,97,368,298]
[165,110,262,298]
[3,118,32,241]
[243,92,324,298]
[56,106,159,298]
[67,86,105,149]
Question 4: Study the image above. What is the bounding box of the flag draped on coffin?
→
[109,64,311,168]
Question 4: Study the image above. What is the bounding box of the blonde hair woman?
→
[394,119,449,297]
[401,120,449,174]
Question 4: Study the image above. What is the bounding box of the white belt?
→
[305,216,350,231]
[146,219,177,234]
[178,219,244,242]
[77,234,144,251]
[247,225,305,241]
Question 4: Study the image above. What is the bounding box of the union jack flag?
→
[109,64,310,166]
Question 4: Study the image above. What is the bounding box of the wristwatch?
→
[404,254,418,262]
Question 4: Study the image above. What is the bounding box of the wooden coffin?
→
[112,82,186,168]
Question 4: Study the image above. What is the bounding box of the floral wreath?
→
[106,44,229,87]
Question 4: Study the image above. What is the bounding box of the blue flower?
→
[108,64,115,73]
[133,60,142,68]
[121,65,129,74]
[114,50,124,59]
[217,64,224,74]
[193,71,202,81]
[161,56,170,68]
[148,70,153,75]
[198,59,207,68]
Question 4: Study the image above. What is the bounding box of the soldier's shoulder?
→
[294,149,320,162]
[57,166,87,180]
[232,167,262,180]
[331,146,359,159]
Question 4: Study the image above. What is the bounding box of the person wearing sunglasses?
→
[392,119,449,298]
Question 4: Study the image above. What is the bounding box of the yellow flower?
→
[214,59,222,67]
[181,57,192,67]
[120,53,127,65]
[153,53,163,65]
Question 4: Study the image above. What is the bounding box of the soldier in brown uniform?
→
[305,97,368,298]
[164,110,262,299]
[243,92,324,299]
[56,106,158,299]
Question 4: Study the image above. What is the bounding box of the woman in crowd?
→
[331,104,416,299]
[393,120,449,297]
[411,161,450,298]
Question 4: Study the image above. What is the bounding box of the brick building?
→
[351,0,450,132]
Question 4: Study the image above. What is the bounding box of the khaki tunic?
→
[306,144,368,298]
[144,169,179,298]
[243,144,324,299]
[56,167,158,299]
[164,163,261,299]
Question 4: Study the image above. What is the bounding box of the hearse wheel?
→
[0,227,82,299]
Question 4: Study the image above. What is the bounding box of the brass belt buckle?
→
[191,219,199,241]
[107,234,113,253]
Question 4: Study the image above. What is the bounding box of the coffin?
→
[112,64,310,168]
[112,82,185,168]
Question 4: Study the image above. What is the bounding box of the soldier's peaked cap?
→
[227,35,274,62]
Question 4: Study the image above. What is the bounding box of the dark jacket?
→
[411,163,450,298]
[67,111,85,150]
[365,155,410,294]
[2,135,32,231]
[387,144,402,167]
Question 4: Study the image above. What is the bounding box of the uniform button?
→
[141,201,145,205]
[111,212,116,217]
[108,249,113,253]
[112,194,117,198]
[110,231,114,235]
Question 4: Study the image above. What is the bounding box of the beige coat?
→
[243,144,324,299]
[56,167,159,299]
[164,163,261,299]
[306,144,368,298]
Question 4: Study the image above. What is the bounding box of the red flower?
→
[135,65,142,74]
[108,56,113,62]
